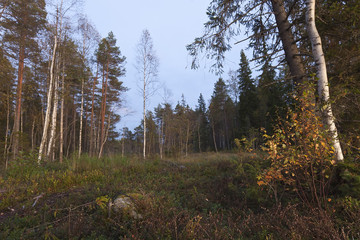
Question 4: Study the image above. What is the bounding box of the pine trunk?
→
[4,91,10,169]
[271,0,306,87]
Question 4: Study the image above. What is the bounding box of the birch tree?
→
[78,17,100,158]
[306,0,344,162]
[135,29,159,159]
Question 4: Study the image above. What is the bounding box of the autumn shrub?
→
[258,89,337,209]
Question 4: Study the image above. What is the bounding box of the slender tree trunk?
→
[306,0,344,161]
[4,91,10,169]
[78,78,84,158]
[38,33,57,163]
[143,74,146,159]
[59,60,65,163]
[98,112,111,158]
[212,122,218,153]
[12,41,25,159]
[31,118,35,150]
[122,138,125,158]
[47,56,60,161]
[89,68,98,156]
[185,120,189,157]
[159,117,164,159]
[271,0,307,87]
[73,95,76,154]
[197,122,201,153]
[100,61,109,157]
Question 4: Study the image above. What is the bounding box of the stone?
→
[111,194,143,219]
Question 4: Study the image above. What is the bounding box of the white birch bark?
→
[143,71,146,159]
[38,33,57,163]
[306,0,344,161]
[78,78,84,158]
[47,70,59,160]
[59,59,65,163]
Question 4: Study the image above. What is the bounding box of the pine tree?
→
[2,0,46,158]
[95,32,126,158]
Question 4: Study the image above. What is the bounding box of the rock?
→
[111,194,143,219]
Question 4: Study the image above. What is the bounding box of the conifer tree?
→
[95,32,126,158]
[2,0,46,158]
[237,51,258,137]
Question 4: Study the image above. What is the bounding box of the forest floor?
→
[0,152,359,239]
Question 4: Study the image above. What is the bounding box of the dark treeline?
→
[0,0,359,164]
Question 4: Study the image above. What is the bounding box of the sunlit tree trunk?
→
[306,0,344,162]
[4,91,10,169]
[38,31,57,163]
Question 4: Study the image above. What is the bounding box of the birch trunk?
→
[12,39,25,159]
[143,67,146,159]
[89,67,98,156]
[47,70,59,161]
[59,59,65,163]
[306,0,344,162]
[38,33,57,163]
[78,78,84,158]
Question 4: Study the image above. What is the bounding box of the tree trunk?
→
[185,120,189,157]
[306,0,344,162]
[78,78,84,158]
[271,0,307,87]
[89,68,98,156]
[142,73,147,159]
[98,112,111,159]
[12,42,25,159]
[59,60,65,163]
[4,91,10,169]
[212,122,218,153]
[197,122,201,153]
[31,118,35,150]
[47,58,60,161]
[100,61,109,157]
[38,33,57,163]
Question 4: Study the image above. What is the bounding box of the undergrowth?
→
[0,152,359,239]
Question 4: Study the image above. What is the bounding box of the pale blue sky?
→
[84,0,246,131]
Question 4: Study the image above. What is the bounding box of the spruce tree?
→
[238,51,258,137]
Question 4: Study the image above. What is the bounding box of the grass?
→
[0,152,359,239]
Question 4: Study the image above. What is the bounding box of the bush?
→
[258,88,337,208]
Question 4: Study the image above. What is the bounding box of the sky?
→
[84,0,246,131]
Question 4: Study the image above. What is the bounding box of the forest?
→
[0,0,360,239]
